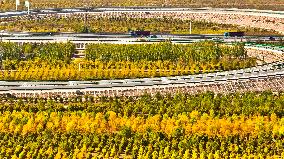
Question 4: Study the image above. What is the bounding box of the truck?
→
[224,32,245,37]
[130,31,151,37]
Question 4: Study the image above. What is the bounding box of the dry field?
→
[1,0,284,11]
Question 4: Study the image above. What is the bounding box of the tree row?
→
[1,91,283,117]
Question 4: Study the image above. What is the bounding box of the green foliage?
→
[35,42,75,63]
[0,122,282,158]
[0,42,21,61]
[0,41,256,80]
[0,91,283,117]
[85,41,248,62]
[0,42,75,63]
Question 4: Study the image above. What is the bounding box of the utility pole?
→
[83,5,89,33]
[16,0,20,11]
[25,1,30,15]
[84,12,87,32]
[0,30,3,42]
[189,21,192,34]
[0,53,3,70]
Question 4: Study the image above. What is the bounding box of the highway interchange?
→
[0,7,283,97]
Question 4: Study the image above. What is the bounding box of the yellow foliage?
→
[0,111,282,138]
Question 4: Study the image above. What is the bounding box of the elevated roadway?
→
[1,32,282,53]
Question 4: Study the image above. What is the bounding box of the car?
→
[211,37,223,42]
[269,37,275,41]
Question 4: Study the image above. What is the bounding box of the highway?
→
[0,7,283,97]
[1,32,282,52]
[1,60,284,98]
[0,46,282,98]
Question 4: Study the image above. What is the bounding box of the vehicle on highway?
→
[224,32,245,37]
[211,37,223,42]
[130,30,151,37]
